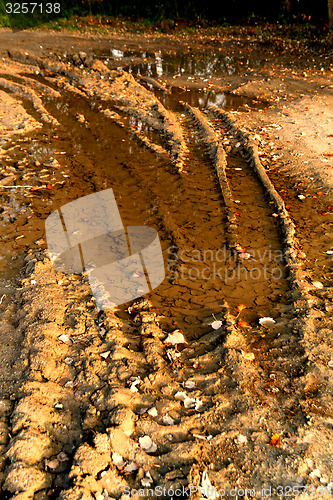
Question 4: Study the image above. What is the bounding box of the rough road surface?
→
[0,31,332,500]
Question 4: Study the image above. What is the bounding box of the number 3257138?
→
[6,3,61,14]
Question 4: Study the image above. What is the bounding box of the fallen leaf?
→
[237,304,247,313]
[241,350,255,361]
[238,320,248,328]
[270,434,281,446]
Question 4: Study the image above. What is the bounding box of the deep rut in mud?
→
[0,50,332,499]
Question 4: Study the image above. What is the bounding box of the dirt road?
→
[0,28,332,499]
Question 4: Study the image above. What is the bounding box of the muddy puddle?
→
[0,56,330,343]
[0,79,285,341]
[93,47,267,112]
[102,48,260,77]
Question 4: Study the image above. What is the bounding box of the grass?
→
[0,12,331,47]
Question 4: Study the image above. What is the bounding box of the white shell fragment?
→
[238,252,251,260]
[124,462,140,473]
[147,407,158,417]
[162,414,175,426]
[184,397,203,411]
[235,434,248,445]
[99,351,110,359]
[259,317,276,327]
[165,329,187,345]
[175,391,187,401]
[58,334,71,345]
[139,435,157,453]
[201,469,219,499]
[112,452,125,467]
[241,350,255,361]
[141,472,153,487]
[184,397,196,409]
[130,378,141,393]
[312,281,324,289]
[45,458,60,470]
[185,380,196,389]
[211,320,222,330]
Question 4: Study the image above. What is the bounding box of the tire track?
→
[0,51,332,499]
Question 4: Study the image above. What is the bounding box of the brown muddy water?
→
[0,56,330,341]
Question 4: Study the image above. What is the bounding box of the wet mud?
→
[0,42,331,500]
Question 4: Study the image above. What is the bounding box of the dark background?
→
[0,0,331,30]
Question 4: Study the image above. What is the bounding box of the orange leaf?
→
[237,304,247,313]
[46,184,52,189]
[235,245,246,253]
[270,434,281,446]
[238,320,248,328]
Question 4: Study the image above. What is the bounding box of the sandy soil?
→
[0,28,332,500]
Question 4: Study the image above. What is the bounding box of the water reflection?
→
[106,49,254,78]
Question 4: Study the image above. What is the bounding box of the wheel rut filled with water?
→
[0,50,332,499]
